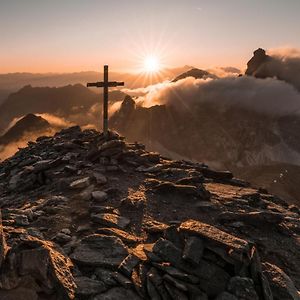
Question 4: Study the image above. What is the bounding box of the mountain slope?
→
[0,113,51,145]
[0,127,299,299]
[0,84,125,134]
[172,68,217,82]
[110,96,300,202]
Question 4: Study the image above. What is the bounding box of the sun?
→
[144,56,160,73]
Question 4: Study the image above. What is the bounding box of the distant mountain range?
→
[172,68,217,82]
[0,66,194,92]
[0,84,126,135]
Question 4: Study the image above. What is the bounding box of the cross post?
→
[87,65,124,136]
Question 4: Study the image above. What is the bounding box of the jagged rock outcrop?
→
[245,48,271,77]
[0,126,299,299]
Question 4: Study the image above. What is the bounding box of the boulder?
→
[70,177,90,189]
[74,276,107,297]
[263,262,300,300]
[1,236,76,299]
[179,220,251,264]
[92,191,108,202]
[227,277,259,300]
[70,234,128,268]
[91,213,130,229]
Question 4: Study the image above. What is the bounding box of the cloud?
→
[207,67,241,78]
[37,113,74,128]
[125,76,300,117]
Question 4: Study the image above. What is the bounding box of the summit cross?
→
[87,65,124,135]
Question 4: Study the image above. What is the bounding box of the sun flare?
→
[144,56,160,73]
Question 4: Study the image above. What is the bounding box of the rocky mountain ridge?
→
[0,126,299,299]
[0,113,51,146]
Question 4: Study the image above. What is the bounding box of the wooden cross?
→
[87,65,124,135]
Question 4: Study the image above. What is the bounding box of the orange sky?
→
[1,0,300,73]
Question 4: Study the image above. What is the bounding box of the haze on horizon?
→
[1,0,300,74]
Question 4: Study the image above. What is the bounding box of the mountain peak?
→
[0,113,50,145]
[0,127,298,299]
[172,68,217,82]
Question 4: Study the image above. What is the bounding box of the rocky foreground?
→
[0,126,299,300]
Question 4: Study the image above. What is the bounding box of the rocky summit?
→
[0,126,299,300]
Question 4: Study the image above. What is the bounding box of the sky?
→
[1,0,300,73]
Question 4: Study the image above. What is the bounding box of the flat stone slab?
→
[70,177,90,189]
[70,234,128,268]
[179,220,251,264]
[96,227,141,244]
[91,213,130,229]
[74,276,107,297]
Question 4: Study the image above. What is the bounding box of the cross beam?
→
[87,65,124,135]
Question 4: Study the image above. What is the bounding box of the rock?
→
[90,205,119,214]
[151,181,200,197]
[131,264,148,298]
[91,213,130,229]
[70,177,90,189]
[0,212,8,267]
[163,274,188,292]
[118,254,140,277]
[76,224,90,233]
[9,237,76,299]
[9,173,22,190]
[92,191,108,202]
[215,292,238,300]
[112,272,133,288]
[141,152,160,163]
[19,247,50,282]
[182,236,204,264]
[218,211,284,227]
[147,267,171,300]
[71,234,128,267]
[79,184,94,200]
[27,227,44,239]
[0,287,38,300]
[54,232,72,244]
[147,277,161,300]
[93,172,108,185]
[32,158,62,172]
[152,238,182,267]
[96,227,141,244]
[245,48,270,77]
[99,140,125,152]
[197,167,233,181]
[227,277,259,300]
[95,268,118,286]
[61,228,71,235]
[164,225,183,249]
[179,220,251,264]
[143,220,169,233]
[93,286,142,300]
[263,262,300,300]
[74,276,107,297]
[176,175,204,185]
[153,263,199,284]
[164,281,189,300]
[152,238,229,295]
